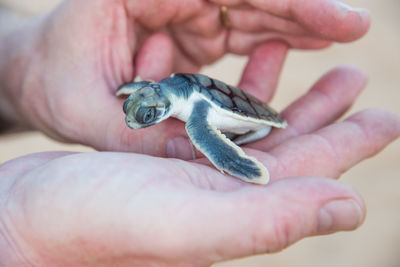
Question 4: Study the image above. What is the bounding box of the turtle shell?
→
[180,74,286,127]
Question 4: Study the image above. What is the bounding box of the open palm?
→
[8,0,370,156]
[1,66,399,266]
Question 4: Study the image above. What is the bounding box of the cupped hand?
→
[5,0,370,154]
[1,67,399,266]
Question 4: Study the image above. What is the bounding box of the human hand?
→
[1,68,399,266]
[0,0,370,154]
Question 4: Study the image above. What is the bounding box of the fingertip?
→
[340,64,369,89]
[334,64,367,77]
[317,198,365,233]
[347,108,400,142]
[294,0,371,42]
[334,7,371,42]
[314,64,368,93]
[339,7,371,42]
[277,178,366,234]
[166,136,195,160]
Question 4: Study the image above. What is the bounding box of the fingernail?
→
[166,136,194,160]
[337,1,354,13]
[337,1,370,17]
[356,8,371,21]
[318,199,364,233]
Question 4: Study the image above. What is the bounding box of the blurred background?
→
[1,0,399,266]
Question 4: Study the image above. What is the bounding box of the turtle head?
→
[122,83,171,129]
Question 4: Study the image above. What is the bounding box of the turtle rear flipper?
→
[225,127,272,146]
[186,101,269,184]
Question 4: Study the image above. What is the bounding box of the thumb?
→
[197,177,364,262]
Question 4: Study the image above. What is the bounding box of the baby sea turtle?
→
[116,74,287,184]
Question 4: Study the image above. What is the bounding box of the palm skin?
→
[1,67,399,266]
[3,0,370,155]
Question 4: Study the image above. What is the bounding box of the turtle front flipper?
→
[115,81,152,97]
[186,101,269,184]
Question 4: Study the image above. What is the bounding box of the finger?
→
[177,2,223,38]
[194,177,364,263]
[250,65,367,151]
[238,41,288,102]
[189,108,400,184]
[171,28,227,66]
[267,109,400,180]
[108,110,187,156]
[228,30,331,54]
[212,0,370,42]
[172,47,202,74]
[227,6,310,35]
[287,0,371,42]
[135,33,174,81]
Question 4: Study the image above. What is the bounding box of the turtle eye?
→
[136,107,157,124]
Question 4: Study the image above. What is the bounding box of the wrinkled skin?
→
[1,66,399,266]
[1,0,370,155]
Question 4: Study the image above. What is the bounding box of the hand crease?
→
[312,87,338,105]
[312,132,340,162]
[345,119,376,155]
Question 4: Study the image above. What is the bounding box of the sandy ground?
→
[1,0,399,266]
